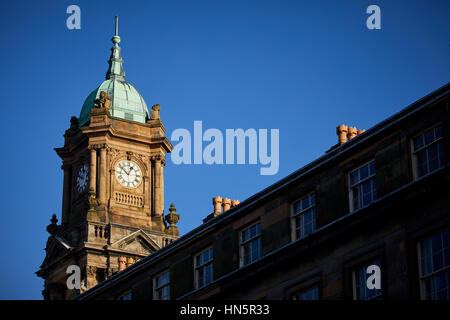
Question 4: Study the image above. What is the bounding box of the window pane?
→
[242,229,248,242]
[422,238,432,276]
[425,269,450,300]
[294,201,301,214]
[161,285,170,300]
[369,161,376,176]
[421,230,450,299]
[301,197,310,210]
[249,225,257,238]
[243,243,250,265]
[414,135,423,150]
[362,180,371,195]
[359,164,369,181]
[303,210,312,225]
[157,272,169,287]
[206,264,213,284]
[427,144,439,172]
[424,129,435,146]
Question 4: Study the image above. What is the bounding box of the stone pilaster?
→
[99,147,107,205]
[89,146,97,194]
[152,155,164,217]
[61,163,72,226]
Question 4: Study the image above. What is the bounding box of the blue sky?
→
[0,0,448,299]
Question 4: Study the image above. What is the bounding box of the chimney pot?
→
[212,196,222,215]
[336,124,348,145]
[222,198,232,212]
[347,126,357,140]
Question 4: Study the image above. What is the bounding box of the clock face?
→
[76,164,89,193]
[115,160,142,188]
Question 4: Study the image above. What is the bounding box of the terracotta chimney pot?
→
[222,198,231,212]
[212,196,222,214]
[336,124,348,145]
[357,129,366,135]
[347,126,357,140]
[231,200,240,207]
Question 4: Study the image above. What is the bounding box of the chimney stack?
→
[205,196,240,223]
[336,124,365,145]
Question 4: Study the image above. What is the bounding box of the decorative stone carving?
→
[165,203,180,236]
[94,91,111,110]
[126,151,133,160]
[118,256,127,271]
[87,188,100,221]
[151,154,166,166]
[106,267,115,278]
[46,214,59,236]
[150,104,161,120]
[126,257,135,267]
[107,147,121,162]
[87,266,97,276]
[89,143,107,151]
[64,116,80,137]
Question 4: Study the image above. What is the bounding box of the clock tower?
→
[36,18,180,300]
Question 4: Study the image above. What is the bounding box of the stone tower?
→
[36,18,179,300]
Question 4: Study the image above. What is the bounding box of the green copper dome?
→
[79,79,149,126]
[79,18,150,126]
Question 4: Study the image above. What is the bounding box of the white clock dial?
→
[76,164,89,193]
[115,160,142,188]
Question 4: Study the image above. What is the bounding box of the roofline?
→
[75,82,449,300]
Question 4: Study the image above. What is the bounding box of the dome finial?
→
[112,16,121,46]
[115,16,118,36]
[106,16,124,80]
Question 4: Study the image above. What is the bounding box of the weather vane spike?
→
[115,16,118,36]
